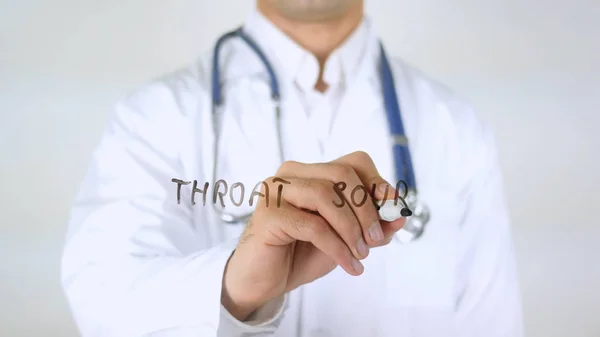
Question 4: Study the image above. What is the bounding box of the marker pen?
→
[377,199,412,222]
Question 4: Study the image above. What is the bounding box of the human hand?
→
[221,151,406,320]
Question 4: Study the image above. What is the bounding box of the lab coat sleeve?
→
[60,80,285,337]
[219,295,288,336]
[454,117,524,336]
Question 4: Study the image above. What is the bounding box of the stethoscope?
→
[210,27,430,243]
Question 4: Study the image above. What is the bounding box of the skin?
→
[222,153,406,320]
[221,1,407,321]
[257,0,364,92]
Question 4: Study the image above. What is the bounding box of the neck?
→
[257,2,364,67]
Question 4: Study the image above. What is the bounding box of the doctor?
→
[61,0,523,336]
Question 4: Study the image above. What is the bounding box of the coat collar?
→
[241,9,372,90]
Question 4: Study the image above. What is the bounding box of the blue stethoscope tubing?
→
[210,27,429,242]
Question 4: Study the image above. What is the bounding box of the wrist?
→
[221,283,258,321]
[221,250,264,321]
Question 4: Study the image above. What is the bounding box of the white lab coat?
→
[61,14,523,337]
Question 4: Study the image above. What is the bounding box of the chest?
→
[192,77,464,336]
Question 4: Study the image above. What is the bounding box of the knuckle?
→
[252,204,272,224]
[284,215,304,233]
[261,177,276,191]
[278,160,299,174]
[330,163,355,181]
[297,178,313,190]
[332,240,351,259]
[373,235,394,248]
[352,150,373,163]
[313,181,334,200]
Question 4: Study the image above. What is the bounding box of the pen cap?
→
[377,199,409,222]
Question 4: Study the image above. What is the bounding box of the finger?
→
[276,178,369,260]
[277,161,383,245]
[264,203,364,276]
[331,151,397,201]
[382,218,406,238]
[331,152,402,245]
[372,218,406,248]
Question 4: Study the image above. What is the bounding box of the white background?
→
[1,0,599,336]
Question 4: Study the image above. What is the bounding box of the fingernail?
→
[356,237,369,258]
[379,183,396,199]
[368,222,384,242]
[351,258,364,274]
[379,183,393,193]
